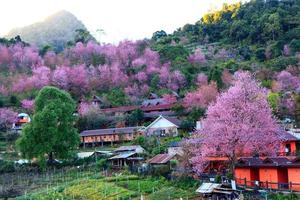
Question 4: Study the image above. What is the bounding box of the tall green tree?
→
[17,86,79,163]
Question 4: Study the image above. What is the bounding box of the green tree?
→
[105,88,129,107]
[267,92,280,114]
[126,109,144,126]
[17,86,79,164]
[208,66,223,88]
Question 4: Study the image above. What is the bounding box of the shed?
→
[147,153,177,165]
[109,152,144,168]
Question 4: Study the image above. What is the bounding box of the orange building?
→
[80,126,145,147]
[235,157,300,191]
[279,130,299,156]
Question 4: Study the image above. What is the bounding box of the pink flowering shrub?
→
[21,99,34,110]
[0,108,18,130]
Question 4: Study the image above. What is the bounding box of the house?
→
[147,153,178,166]
[144,115,181,137]
[12,113,31,133]
[80,126,145,147]
[109,145,145,168]
[203,129,300,173]
[91,95,104,107]
[167,141,183,156]
[235,157,300,191]
[77,151,112,159]
[279,129,300,156]
[99,95,177,117]
[141,98,167,107]
[109,151,144,168]
[113,145,145,154]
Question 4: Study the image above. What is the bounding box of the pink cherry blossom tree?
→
[78,102,99,116]
[188,48,206,64]
[21,99,35,111]
[183,82,218,109]
[276,71,298,91]
[0,108,18,131]
[162,94,177,104]
[189,72,281,175]
[221,69,234,88]
[196,73,208,86]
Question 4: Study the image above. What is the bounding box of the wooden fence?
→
[235,178,300,192]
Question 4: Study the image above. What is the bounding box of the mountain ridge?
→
[6,10,88,51]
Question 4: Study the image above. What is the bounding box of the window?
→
[285,144,291,156]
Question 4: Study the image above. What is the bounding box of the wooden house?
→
[109,152,144,168]
[109,145,145,168]
[80,126,145,147]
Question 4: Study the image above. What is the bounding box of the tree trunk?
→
[49,152,54,163]
[229,154,236,180]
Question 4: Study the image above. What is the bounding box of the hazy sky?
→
[0,0,240,44]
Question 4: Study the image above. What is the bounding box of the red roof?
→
[100,105,139,113]
[148,153,176,164]
[100,103,176,113]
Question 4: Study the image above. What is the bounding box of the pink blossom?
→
[52,66,70,89]
[162,94,177,104]
[78,102,99,116]
[276,71,298,91]
[183,82,218,109]
[196,73,208,86]
[0,108,18,130]
[188,48,206,64]
[21,99,34,110]
[189,71,281,174]
[221,69,233,87]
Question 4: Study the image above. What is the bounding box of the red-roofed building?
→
[235,157,300,191]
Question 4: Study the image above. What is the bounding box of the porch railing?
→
[235,178,300,192]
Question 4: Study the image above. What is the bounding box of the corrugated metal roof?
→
[77,152,94,159]
[196,183,222,193]
[113,145,144,152]
[148,153,176,164]
[141,98,166,107]
[109,152,137,160]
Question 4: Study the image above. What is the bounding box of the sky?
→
[0,0,240,44]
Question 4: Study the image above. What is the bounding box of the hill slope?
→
[6,10,89,51]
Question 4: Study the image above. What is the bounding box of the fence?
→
[235,178,300,192]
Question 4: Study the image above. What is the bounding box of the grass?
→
[15,173,198,200]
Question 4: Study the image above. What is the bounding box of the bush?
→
[289,39,300,53]
[0,160,15,173]
[96,158,109,169]
[152,165,170,177]
[255,47,266,62]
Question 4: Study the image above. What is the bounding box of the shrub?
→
[289,39,300,53]
[152,165,170,177]
[255,48,266,61]
[96,158,109,169]
[0,160,15,173]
